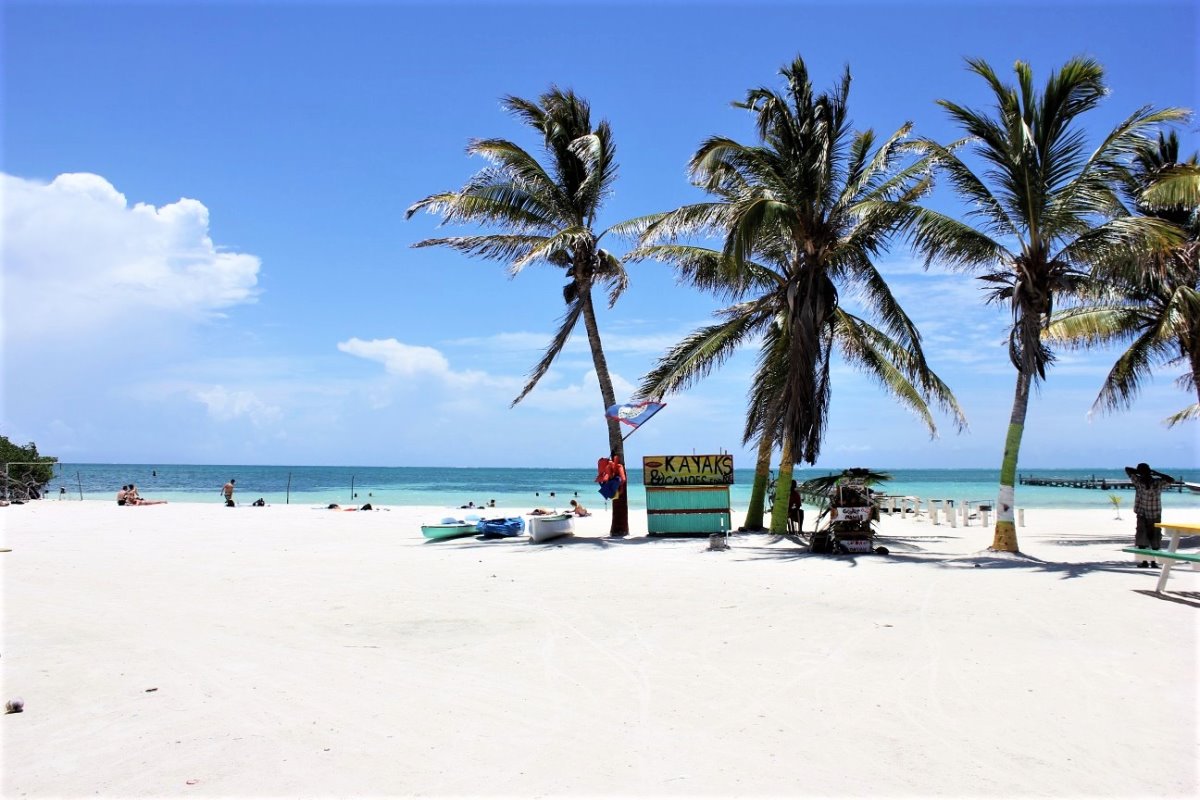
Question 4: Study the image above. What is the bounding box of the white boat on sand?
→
[528,513,574,543]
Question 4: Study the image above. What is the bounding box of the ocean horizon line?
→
[52,461,1198,472]
[40,462,1199,511]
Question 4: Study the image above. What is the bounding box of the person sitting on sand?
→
[117,485,129,506]
[568,499,591,517]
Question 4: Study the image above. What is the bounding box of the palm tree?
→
[626,56,966,534]
[406,88,633,536]
[907,57,1187,551]
[1044,132,1200,426]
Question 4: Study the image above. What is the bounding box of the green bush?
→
[1,435,57,496]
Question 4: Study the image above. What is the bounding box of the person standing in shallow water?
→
[1124,462,1174,568]
[222,478,236,507]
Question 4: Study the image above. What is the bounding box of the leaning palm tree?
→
[406,88,633,536]
[1044,131,1200,426]
[625,56,966,534]
[907,57,1187,551]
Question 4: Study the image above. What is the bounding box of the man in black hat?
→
[1123,462,1175,568]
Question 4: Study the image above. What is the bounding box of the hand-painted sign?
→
[642,454,734,486]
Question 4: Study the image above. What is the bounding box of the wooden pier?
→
[1018,474,1193,493]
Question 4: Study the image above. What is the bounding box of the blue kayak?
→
[476,517,525,538]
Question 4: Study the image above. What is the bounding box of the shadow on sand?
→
[428,533,669,551]
[425,530,1196,588]
[1132,589,1200,608]
[728,532,1195,583]
[1029,533,1200,549]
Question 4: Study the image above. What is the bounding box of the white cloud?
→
[338,337,451,376]
[337,336,643,416]
[194,386,281,425]
[1,172,260,346]
[336,337,505,392]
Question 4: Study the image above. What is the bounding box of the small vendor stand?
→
[643,454,733,537]
[809,468,888,555]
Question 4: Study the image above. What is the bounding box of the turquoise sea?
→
[47,463,1200,511]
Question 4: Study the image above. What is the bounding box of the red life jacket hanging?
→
[597,456,625,500]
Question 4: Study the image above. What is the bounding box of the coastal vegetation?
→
[906,57,1188,551]
[407,89,634,535]
[625,56,965,535]
[1,434,57,499]
[407,56,1193,546]
[1044,131,1200,429]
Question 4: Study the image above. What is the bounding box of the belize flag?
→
[606,400,666,429]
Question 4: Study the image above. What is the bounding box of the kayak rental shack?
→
[643,454,733,537]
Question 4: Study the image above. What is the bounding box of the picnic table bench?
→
[1121,521,1200,593]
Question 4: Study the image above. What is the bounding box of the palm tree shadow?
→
[1031,534,1200,549]
[1132,589,1200,608]
[884,550,1180,581]
[523,534,691,550]
[732,539,1180,582]
[1045,535,1140,547]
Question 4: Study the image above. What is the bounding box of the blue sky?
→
[2,0,1197,470]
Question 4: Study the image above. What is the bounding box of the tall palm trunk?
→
[740,435,773,531]
[579,282,628,536]
[1189,338,1200,406]
[993,369,1031,552]
[769,436,795,535]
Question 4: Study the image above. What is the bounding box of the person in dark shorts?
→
[1124,462,1174,568]
[788,480,805,535]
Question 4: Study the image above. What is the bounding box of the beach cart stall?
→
[643,454,733,537]
[807,468,889,555]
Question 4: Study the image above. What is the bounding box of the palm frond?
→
[508,226,594,274]
[1163,403,1200,427]
[1140,163,1200,210]
[911,137,1020,239]
[637,307,769,400]
[1090,312,1179,413]
[465,138,565,209]
[1057,215,1186,270]
[594,248,629,308]
[510,300,583,407]
[411,233,548,264]
[834,310,968,433]
[1043,306,1151,349]
[906,207,1011,270]
[629,243,778,299]
[569,121,619,217]
[626,202,733,246]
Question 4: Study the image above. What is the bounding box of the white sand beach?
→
[2,501,1196,798]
